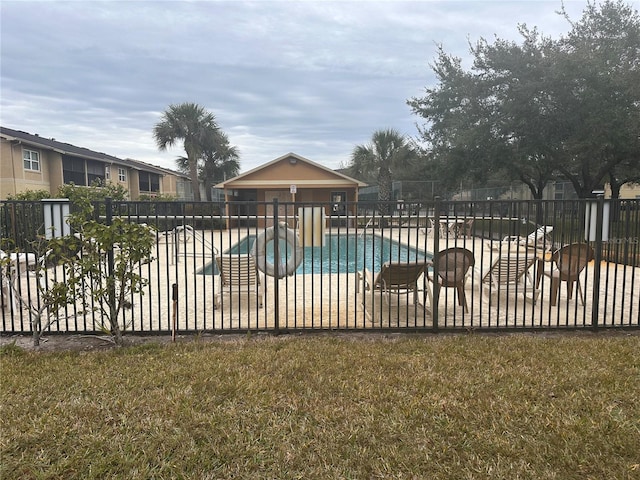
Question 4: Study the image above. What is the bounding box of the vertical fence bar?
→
[432,196,441,331]
[590,194,604,330]
[273,198,280,334]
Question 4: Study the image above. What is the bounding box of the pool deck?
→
[3,226,639,333]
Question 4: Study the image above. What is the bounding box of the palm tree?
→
[350,128,416,214]
[201,134,240,200]
[154,103,221,201]
[175,132,240,201]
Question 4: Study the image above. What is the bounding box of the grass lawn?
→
[1,333,639,479]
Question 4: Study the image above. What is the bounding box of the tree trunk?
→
[608,174,622,222]
[185,146,201,202]
[203,178,213,201]
[521,177,544,200]
[609,178,622,200]
[32,316,41,347]
[377,169,392,216]
[189,156,201,202]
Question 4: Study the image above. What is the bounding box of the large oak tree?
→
[408,0,640,199]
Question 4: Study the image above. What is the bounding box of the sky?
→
[1,0,593,174]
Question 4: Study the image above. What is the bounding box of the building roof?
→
[124,157,188,179]
[1,126,182,177]
[215,152,366,189]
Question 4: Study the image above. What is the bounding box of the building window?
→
[87,160,105,185]
[105,165,110,180]
[139,171,160,192]
[331,191,347,215]
[23,149,40,171]
[118,168,126,182]
[62,155,86,185]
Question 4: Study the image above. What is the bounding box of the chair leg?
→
[576,280,585,306]
[213,288,221,310]
[424,281,434,310]
[535,259,544,288]
[360,291,374,323]
[456,285,469,313]
[1,282,10,311]
[550,278,560,306]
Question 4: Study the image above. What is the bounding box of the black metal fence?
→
[1,197,638,336]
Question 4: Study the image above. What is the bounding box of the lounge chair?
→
[357,262,427,319]
[481,248,539,303]
[419,218,436,237]
[214,254,264,309]
[425,247,475,312]
[536,243,594,306]
[497,225,554,251]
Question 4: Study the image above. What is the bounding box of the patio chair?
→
[425,247,475,312]
[481,248,539,304]
[437,219,464,239]
[214,254,264,309]
[1,250,38,311]
[498,225,554,252]
[357,261,427,317]
[535,243,594,306]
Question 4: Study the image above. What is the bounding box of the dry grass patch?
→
[1,334,639,479]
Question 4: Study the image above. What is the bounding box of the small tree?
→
[46,213,156,344]
[6,183,156,346]
[0,235,83,347]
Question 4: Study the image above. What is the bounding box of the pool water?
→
[199,234,428,275]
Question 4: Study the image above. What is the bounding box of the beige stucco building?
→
[0,126,189,200]
[215,152,366,228]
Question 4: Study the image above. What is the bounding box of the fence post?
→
[273,198,280,334]
[172,283,178,342]
[432,196,441,331]
[590,194,604,331]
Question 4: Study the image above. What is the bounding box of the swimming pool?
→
[199,233,428,275]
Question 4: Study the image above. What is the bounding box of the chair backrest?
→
[463,218,474,234]
[483,251,536,286]
[375,262,426,290]
[216,254,259,287]
[525,225,553,244]
[0,250,38,274]
[552,243,594,279]
[432,248,475,286]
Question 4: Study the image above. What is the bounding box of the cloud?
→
[1,0,591,173]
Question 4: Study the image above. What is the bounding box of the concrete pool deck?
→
[2,226,638,333]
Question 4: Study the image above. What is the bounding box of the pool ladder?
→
[172,225,219,265]
[359,217,374,238]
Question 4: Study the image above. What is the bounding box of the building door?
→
[265,190,295,227]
